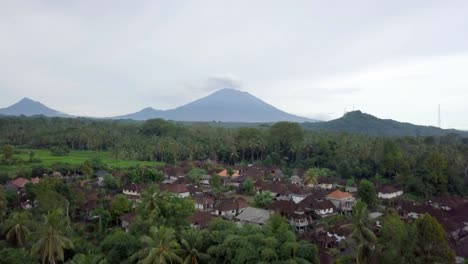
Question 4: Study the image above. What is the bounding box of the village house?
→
[316,177,335,190]
[289,175,302,185]
[188,211,214,229]
[235,207,272,226]
[5,177,40,192]
[269,169,284,181]
[254,180,286,197]
[193,193,215,211]
[213,197,248,218]
[268,200,312,233]
[122,183,145,197]
[377,185,403,199]
[160,183,190,198]
[326,189,355,212]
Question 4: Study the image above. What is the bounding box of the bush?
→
[49,146,70,156]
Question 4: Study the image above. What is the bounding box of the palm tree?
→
[180,229,209,264]
[32,210,74,264]
[139,185,168,219]
[2,211,32,247]
[132,226,182,264]
[341,201,377,264]
[68,253,107,264]
[304,168,319,187]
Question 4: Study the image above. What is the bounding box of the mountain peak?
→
[0,97,67,117]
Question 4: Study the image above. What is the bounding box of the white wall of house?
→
[377,190,403,199]
[178,192,190,198]
[315,208,334,215]
[123,189,140,196]
[291,195,306,204]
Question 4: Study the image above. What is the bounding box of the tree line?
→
[1,116,467,197]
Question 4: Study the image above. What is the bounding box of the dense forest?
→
[1,116,467,197]
[0,116,465,263]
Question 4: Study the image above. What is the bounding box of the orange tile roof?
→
[218,169,240,177]
[327,189,353,199]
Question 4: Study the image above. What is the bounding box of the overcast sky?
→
[1,1,468,129]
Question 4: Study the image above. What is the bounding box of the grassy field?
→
[0,149,163,176]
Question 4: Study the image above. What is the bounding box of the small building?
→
[122,183,145,197]
[214,197,248,217]
[290,175,302,185]
[377,185,403,199]
[236,207,272,226]
[193,194,215,211]
[188,211,214,229]
[326,190,355,212]
[5,177,31,192]
[160,183,190,198]
[312,200,336,216]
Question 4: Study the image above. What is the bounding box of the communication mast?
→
[438,104,441,128]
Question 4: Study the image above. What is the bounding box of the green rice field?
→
[0,149,163,175]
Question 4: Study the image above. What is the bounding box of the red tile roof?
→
[218,169,240,177]
[326,190,353,199]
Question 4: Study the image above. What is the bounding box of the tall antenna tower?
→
[438,104,441,128]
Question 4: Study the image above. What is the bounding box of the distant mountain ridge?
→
[113,88,314,122]
[0,98,69,117]
[303,110,468,137]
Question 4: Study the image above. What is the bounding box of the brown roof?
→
[216,197,248,211]
[119,211,136,223]
[10,177,30,188]
[123,183,145,193]
[268,200,296,215]
[313,200,336,210]
[254,181,287,194]
[327,190,353,199]
[188,211,213,228]
[160,183,189,194]
[193,193,215,204]
[378,185,402,194]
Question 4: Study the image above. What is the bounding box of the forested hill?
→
[303,111,468,137]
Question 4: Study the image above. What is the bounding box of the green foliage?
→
[304,167,331,186]
[346,201,377,264]
[0,248,37,264]
[242,177,255,194]
[254,191,274,208]
[188,168,206,185]
[2,211,33,247]
[423,152,448,195]
[413,213,455,263]
[103,175,121,191]
[131,226,182,264]
[126,167,165,184]
[49,146,71,156]
[358,180,377,208]
[0,186,6,220]
[100,230,140,263]
[377,213,416,264]
[31,209,74,264]
[209,174,222,192]
[110,195,131,218]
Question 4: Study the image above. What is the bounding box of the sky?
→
[1,0,468,129]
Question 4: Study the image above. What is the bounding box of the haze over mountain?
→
[0,98,69,117]
[113,88,314,122]
[303,110,468,137]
